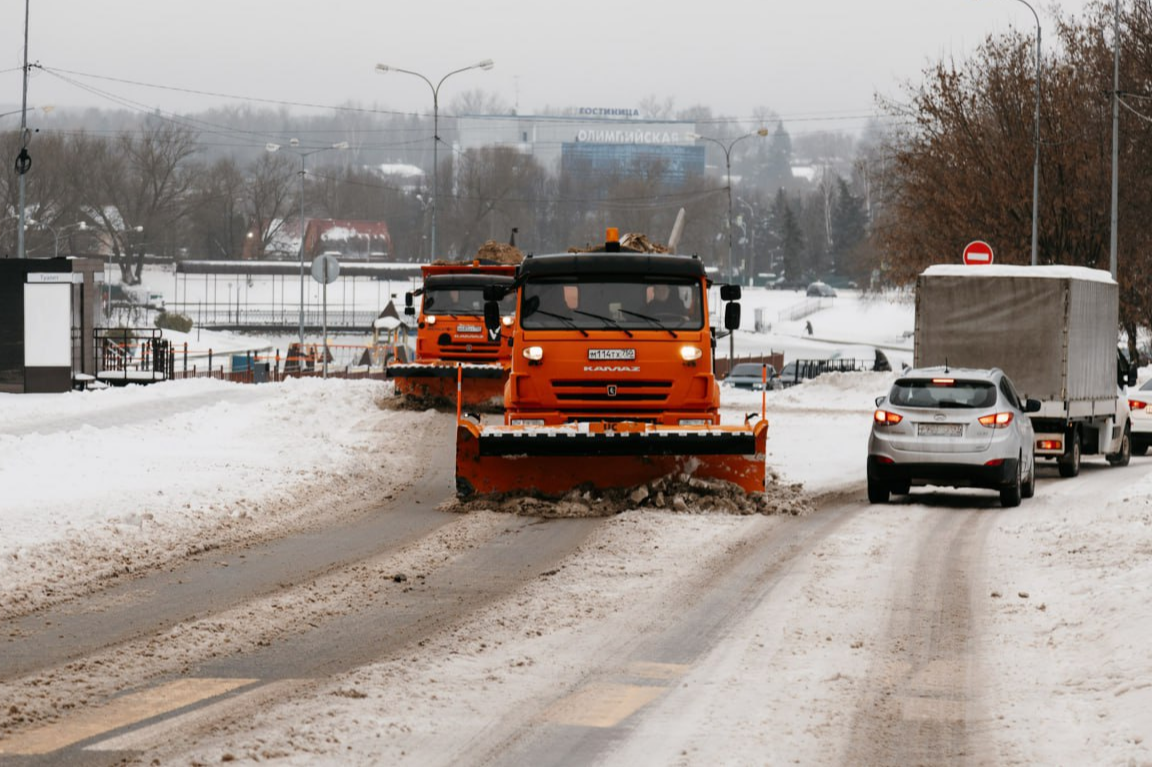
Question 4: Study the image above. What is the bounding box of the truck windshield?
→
[519,277,703,331]
[423,287,514,316]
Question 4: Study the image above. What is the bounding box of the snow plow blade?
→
[387,363,506,406]
[455,419,768,499]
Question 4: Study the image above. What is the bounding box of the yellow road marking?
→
[0,678,258,755]
[624,661,689,681]
[542,683,665,728]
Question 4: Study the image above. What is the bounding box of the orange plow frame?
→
[454,419,769,499]
[388,363,507,407]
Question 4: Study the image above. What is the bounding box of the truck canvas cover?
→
[915,265,1117,403]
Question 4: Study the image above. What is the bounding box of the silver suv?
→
[867,367,1040,507]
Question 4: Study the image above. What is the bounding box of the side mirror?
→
[483,300,501,333]
[724,302,741,331]
[1024,398,1042,413]
[875,395,887,407]
[404,292,413,308]
[404,306,415,316]
[720,284,741,301]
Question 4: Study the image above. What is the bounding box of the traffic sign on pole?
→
[962,240,994,265]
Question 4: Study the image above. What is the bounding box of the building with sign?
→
[456,113,704,185]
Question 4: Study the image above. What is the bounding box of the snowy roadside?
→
[0,377,436,617]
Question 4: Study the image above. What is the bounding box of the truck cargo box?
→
[914,265,1117,405]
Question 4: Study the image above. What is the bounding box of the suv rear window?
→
[888,378,997,409]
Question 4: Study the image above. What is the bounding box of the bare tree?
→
[82,118,202,283]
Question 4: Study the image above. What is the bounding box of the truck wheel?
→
[1058,428,1081,478]
[1021,451,1036,499]
[1106,424,1131,467]
[1000,459,1023,507]
[867,476,890,504]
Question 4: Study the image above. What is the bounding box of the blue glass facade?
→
[561,143,705,186]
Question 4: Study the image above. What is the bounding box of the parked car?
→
[867,366,1041,507]
[1128,378,1152,455]
[806,281,837,298]
[723,362,779,391]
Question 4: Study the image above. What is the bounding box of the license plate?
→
[456,324,483,333]
[918,423,963,437]
[589,349,636,361]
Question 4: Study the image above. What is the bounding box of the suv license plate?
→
[918,423,963,437]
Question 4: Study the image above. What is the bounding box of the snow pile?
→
[0,377,430,616]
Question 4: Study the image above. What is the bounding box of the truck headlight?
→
[424,315,436,325]
[502,315,514,326]
[523,346,544,361]
[679,346,703,361]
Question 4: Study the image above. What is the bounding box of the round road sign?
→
[311,253,340,284]
[962,240,994,265]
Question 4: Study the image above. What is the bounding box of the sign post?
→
[962,240,995,265]
[311,254,340,378]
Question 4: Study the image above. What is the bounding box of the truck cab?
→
[406,266,516,366]
[494,250,734,427]
[386,262,516,406]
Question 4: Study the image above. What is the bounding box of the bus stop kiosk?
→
[0,258,104,393]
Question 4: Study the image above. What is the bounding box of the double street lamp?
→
[375,59,494,259]
[26,219,87,257]
[689,128,768,363]
[688,128,769,285]
[266,139,349,345]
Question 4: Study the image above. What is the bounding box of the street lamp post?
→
[266,139,349,345]
[689,129,768,363]
[689,129,769,286]
[375,59,494,260]
[1109,0,1120,280]
[996,0,1042,266]
[15,0,32,259]
[1020,0,1042,266]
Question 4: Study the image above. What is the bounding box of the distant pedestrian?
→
[805,320,813,336]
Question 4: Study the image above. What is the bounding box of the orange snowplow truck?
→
[455,230,769,498]
[386,263,517,406]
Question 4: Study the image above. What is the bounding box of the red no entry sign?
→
[962,240,994,265]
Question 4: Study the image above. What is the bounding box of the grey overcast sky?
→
[3,0,1097,137]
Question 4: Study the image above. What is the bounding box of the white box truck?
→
[915,264,1134,477]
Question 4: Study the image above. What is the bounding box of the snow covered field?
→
[2,285,1150,764]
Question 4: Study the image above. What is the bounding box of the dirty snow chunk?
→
[449,473,813,518]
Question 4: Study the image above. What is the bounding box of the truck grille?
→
[550,379,672,403]
[438,344,502,362]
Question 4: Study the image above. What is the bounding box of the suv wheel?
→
[1000,459,1023,508]
[867,476,890,504]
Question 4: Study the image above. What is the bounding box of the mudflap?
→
[454,420,769,499]
[388,364,506,406]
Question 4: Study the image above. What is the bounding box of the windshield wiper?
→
[618,309,678,338]
[531,309,589,337]
[572,309,634,337]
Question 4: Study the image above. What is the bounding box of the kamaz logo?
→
[584,365,640,372]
